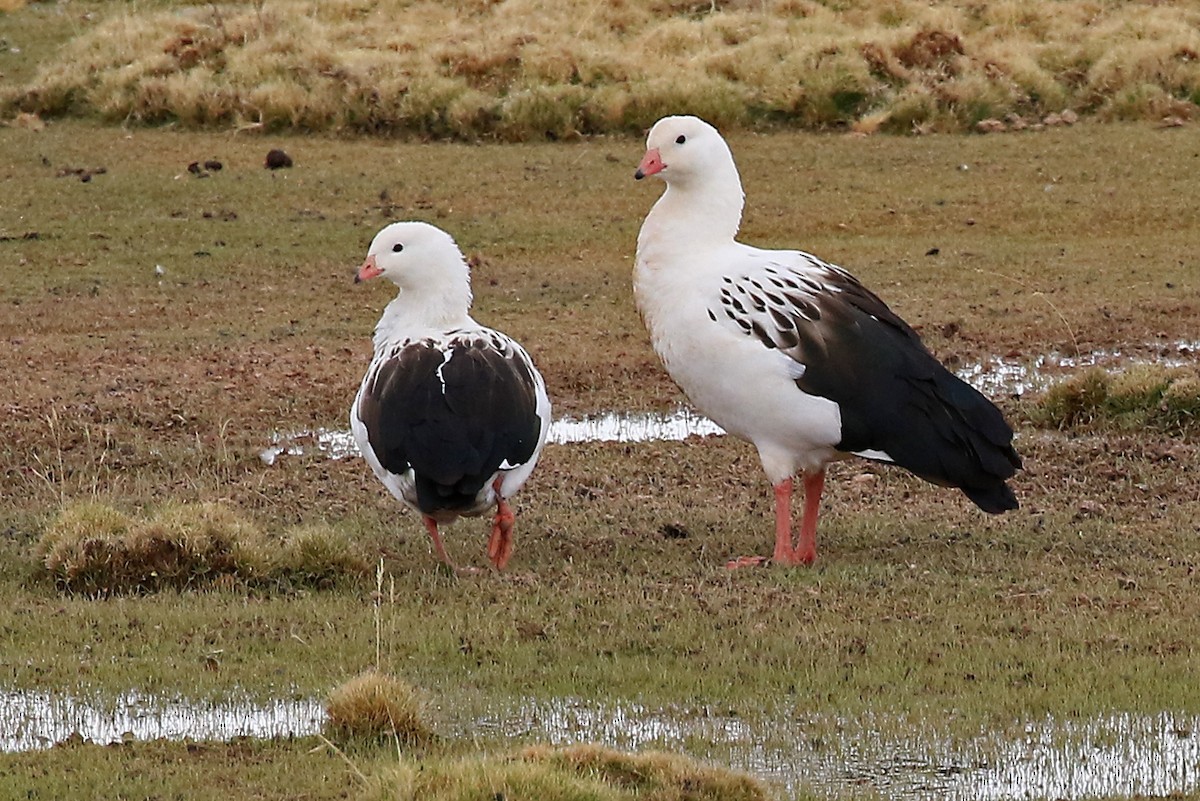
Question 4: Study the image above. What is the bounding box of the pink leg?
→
[486,477,515,571]
[792,470,825,566]
[422,515,461,571]
[726,478,793,569]
[772,478,795,563]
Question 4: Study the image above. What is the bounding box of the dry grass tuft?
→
[324,670,433,746]
[361,743,769,801]
[39,501,260,595]
[3,0,1198,137]
[37,501,135,590]
[38,501,369,595]
[1032,364,1200,434]
[272,523,371,590]
[520,743,771,801]
[0,0,27,12]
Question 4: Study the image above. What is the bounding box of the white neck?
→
[635,161,745,269]
[373,281,474,349]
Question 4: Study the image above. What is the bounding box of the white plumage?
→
[633,115,1020,566]
[350,221,550,572]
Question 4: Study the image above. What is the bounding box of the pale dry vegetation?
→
[4,0,1200,138]
[324,670,434,745]
[361,743,770,801]
[1032,363,1200,434]
[39,499,371,595]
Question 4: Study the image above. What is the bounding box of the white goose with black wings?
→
[633,115,1021,567]
[350,221,550,572]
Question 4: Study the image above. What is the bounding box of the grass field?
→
[2,2,1200,797]
[3,0,1200,137]
[2,115,1199,798]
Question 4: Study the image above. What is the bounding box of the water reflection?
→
[957,339,1200,398]
[0,689,322,752]
[3,689,1197,801]
[483,701,1200,800]
[546,408,725,445]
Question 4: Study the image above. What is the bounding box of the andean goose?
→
[633,115,1021,567]
[350,222,550,572]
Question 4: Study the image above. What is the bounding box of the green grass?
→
[0,736,775,801]
[2,0,1199,137]
[0,738,354,801]
[37,499,370,595]
[4,438,1200,718]
[1,117,1199,799]
[1032,364,1200,433]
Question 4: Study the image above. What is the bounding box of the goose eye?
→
[675,135,686,144]
[392,243,404,253]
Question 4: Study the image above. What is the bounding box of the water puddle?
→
[259,428,360,465]
[957,339,1200,398]
[484,701,1200,800]
[3,689,1197,800]
[545,407,726,445]
[0,689,323,752]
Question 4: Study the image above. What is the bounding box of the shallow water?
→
[261,343,1200,463]
[0,689,323,752]
[486,701,1200,800]
[956,339,1200,399]
[3,689,1197,800]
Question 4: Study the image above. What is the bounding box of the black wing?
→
[357,332,543,514]
[715,254,1021,513]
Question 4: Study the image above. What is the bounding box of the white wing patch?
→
[853,448,895,464]
[707,251,838,352]
[781,354,807,381]
[434,348,454,394]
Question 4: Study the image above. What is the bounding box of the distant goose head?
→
[635,115,739,189]
[355,221,469,291]
[635,115,746,244]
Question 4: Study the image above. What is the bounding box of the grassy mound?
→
[323,671,768,798]
[1031,364,1200,434]
[324,670,434,746]
[39,500,370,595]
[361,743,770,801]
[3,0,1199,138]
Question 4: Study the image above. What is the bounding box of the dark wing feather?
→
[357,333,543,514]
[716,255,1021,513]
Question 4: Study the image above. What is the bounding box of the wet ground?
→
[4,690,1197,800]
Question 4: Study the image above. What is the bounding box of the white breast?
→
[634,246,844,482]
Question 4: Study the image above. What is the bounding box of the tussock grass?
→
[3,0,1199,138]
[1032,364,1200,434]
[324,670,433,746]
[39,500,369,595]
[362,744,769,801]
[278,523,372,590]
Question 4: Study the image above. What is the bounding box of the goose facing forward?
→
[351,221,550,572]
[633,115,1021,567]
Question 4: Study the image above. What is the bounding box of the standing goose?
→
[633,115,1021,567]
[351,221,550,572]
